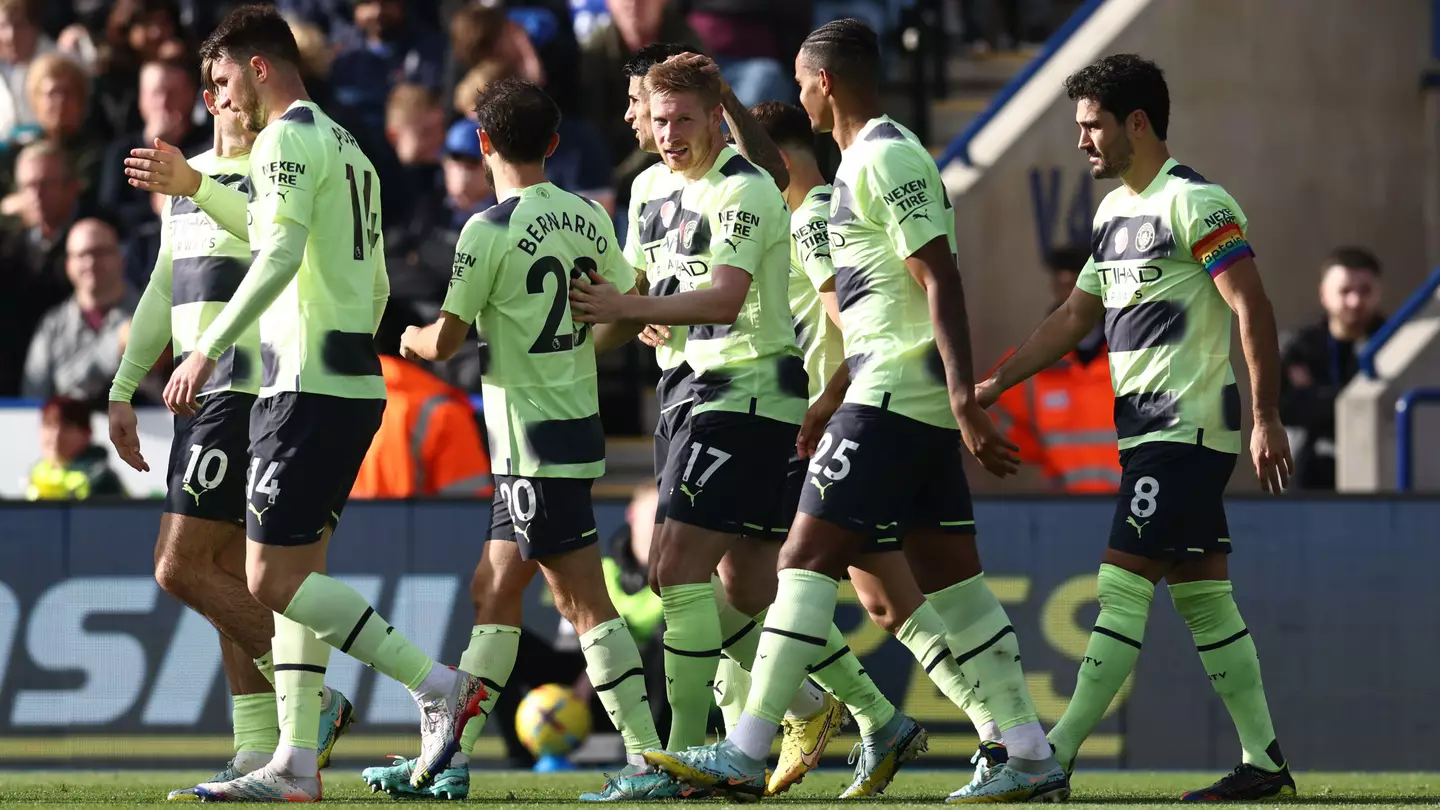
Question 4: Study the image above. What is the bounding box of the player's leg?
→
[652,411,790,750]
[1163,449,1292,801]
[203,395,477,802]
[848,555,999,744]
[647,403,689,596]
[645,405,896,799]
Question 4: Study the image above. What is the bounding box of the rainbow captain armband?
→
[1191,221,1254,278]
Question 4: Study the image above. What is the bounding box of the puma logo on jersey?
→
[513,524,531,543]
[1126,516,1149,537]
[809,477,834,499]
[183,483,204,505]
[247,503,270,524]
[679,484,701,506]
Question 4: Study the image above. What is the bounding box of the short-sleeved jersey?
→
[625,161,692,410]
[169,149,259,396]
[788,184,843,403]
[830,117,958,428]
[248,101,388,400]
[649,146,805,424]
[1076,158,1252,454]
[442,183,635,479]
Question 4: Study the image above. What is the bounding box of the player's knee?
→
[245,567,299,613]
[153,552,200,604]
[776,541,846,581]
[859,594,905,635]
[470,569,526,625]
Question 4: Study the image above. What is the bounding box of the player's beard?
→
[1090,139,1133,180]
[233,75,265,134]
[483,158,495,193]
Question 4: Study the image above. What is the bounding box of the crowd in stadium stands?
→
[3,0,1388,499]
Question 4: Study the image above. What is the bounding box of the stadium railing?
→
[1358,264,1440,379]
[933,0,1106,170]
[1395,387,1440,491]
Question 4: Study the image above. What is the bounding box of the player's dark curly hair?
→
[799,18,879,86]
[622,42,694,79]
[474,77,561,164]
[1064,54,1170,140]
[200,3,301,69]
[751,101,816,153]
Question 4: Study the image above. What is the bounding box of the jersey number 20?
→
[527,256,595,354]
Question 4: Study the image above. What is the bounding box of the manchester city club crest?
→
[1114,226,1129,255]
[681,219,696,249]
[1135,221,1155,252]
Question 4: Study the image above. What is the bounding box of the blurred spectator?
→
[285,15,336,107]
[685,0,810,106]
[351,310,492,499]
[450,58,506,120]
[121,190,167,287]
[451,30,612,208]
[329,0,446,133]
[23,218,145,405]
[0,0,57,139]
[1280,247,1386,490]
[956,0,1052,53]
[91,0,185,139]
[0,52,103,197]
[96,58,209,235]
[579,0,699,190]
[275,0,357,38]
[0,140,82,395]
[385,83,446,200]
[25,395,126,500]
[444,0,580,115]
[991,246,1120,492]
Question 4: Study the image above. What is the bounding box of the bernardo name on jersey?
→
[443,183,635,479]
[1077,158,1253,454]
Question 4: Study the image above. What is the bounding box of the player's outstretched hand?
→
[797,390,841,459]
[569,269,626,324]
[1251,416,1292,495]
[955,399,1020,477]
[163,352,216,417]
[638,324,670,347]
[399,325,426,362]
[125,138,202,197]
[974,376,1003,409]
[107,401,149,472]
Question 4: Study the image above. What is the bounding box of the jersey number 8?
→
[528,256,595,354]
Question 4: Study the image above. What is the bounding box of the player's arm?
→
[671,53,789,190]
[585,199,647,353]
[107,202,176,471]
[371,232,390,333]
[125,143,250,238]
[166,126,317,414]
[1215,257,1291,493]
[573,179,763,327]
[405,218,502,363]
[866,145,1018,475]
[977,276,1105,407]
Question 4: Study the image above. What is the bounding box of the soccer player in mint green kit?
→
[383,77,673,803]
[110,59,353,801]
[640,20,1066,803]
[159,7,482,801]
[746,99,1007,798]
[975,54,1296,802]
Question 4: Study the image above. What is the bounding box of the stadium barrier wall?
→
[0,497,1434,770]
[937,0,1432,492]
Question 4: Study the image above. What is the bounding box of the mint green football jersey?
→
[829,117,957,428]
[166,149,259,396]
[1076,158,1254,454]
[245,101,388,400]
[624,161,692,410]
[788,184,842,403]
[648,146,805,424]
[443,183,635,479]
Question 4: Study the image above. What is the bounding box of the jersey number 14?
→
[346,163,379,260]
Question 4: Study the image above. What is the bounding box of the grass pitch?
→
[0,770,1434,808]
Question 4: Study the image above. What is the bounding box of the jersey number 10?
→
[345,163,378,261]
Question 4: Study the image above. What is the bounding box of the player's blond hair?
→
[644,59,721,109]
